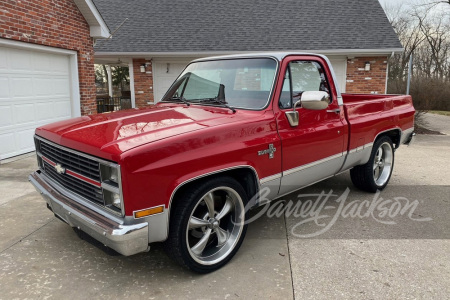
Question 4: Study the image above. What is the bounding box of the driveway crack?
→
[0,219,55,254]
[284,214,295,300]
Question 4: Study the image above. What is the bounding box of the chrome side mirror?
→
[301,91,330,110]
[285,91,330,127]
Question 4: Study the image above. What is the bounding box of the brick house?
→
[0,0,110,160]
[93,0,402,107]
[0,0,402,161]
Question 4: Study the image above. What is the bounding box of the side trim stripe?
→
[283,152,345,176]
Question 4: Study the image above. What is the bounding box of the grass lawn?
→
[429,111,450,117]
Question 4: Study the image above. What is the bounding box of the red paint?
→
[34,54,415,217]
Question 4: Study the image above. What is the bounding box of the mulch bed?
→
[414,124,445,135]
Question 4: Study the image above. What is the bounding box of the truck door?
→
[274,56,347,196]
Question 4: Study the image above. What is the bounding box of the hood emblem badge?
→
[258,144,276,159]
[55,163,66,175]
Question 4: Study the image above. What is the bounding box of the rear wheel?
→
[350,136,394,193]
[164,177,248,273]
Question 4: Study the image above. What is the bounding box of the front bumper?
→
[29,171,149,256]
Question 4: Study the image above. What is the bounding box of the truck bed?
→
[342,93,415,151]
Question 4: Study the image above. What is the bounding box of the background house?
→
[93,0,403,108]
[0,0,109,160]
[0,0,402,161]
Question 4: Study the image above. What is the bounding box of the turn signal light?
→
[134,206,164,218]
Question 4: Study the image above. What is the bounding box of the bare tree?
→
[383,1,450,111]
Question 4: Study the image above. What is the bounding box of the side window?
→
[279,61,331,109]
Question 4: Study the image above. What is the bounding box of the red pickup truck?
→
[29,53,415,272]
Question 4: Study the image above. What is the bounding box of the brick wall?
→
[346,57,388,94]
[0,0,96,115]
[132,58,154,107]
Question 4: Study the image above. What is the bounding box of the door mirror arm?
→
[285,100,302,127]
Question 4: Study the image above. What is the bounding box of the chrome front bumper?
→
[29,171,149,256]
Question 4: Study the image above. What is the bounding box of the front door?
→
[275,56,347,196]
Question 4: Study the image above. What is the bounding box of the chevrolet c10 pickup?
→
[29,53,415,273]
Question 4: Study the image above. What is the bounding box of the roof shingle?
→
[93,0,402,53]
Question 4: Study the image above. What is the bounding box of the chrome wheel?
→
[186,187,245,265]
[373,142,393,186]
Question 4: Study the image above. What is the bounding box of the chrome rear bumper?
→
[29,171,149,256]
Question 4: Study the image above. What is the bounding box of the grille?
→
[37,138,104,205]
[43,160,104,205]
[39,140,101,182]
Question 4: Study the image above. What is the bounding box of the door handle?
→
[326,109,341,114]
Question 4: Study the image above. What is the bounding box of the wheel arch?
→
[374,128,402,149]
[167,166,260,232]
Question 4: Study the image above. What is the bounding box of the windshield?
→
[162,58,278,110]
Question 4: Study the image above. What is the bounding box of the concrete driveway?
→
[0,134,449,299]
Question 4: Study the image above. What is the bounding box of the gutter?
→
[94,48,405,58]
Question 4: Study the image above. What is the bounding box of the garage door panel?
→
[36,102,54,121]
[0,77,9,98]
[33,53,53,73]
[14,103,36,124]
[0,105,13,127]
[9,49,33,71]
[17,128,35,151]
[0,133,16,158]
[0,48,7,70]
[53,78,70,96]
[34,77,54,96]
[11,77,34,97]
[0,44,74,160]
[51,55,70,73]
[54,100,71,118]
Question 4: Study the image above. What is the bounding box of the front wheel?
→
[164,177,248,273]
[350,136,395,193]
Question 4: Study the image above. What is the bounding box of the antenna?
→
[93,18,129,46]
[107,18,129,39]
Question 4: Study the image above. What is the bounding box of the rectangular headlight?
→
[100,163,123,214]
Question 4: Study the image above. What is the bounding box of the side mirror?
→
[285,91,330,127]
[301,91,330,110]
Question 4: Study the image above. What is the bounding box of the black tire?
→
[350,136,395,193]
[164,176,248,273]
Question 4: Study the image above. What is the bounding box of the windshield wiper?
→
[163,96,190,106]
[196,98,236,113]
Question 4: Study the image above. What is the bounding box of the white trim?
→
[73,0,110,38]
[283,152,345,176]
[260,173,282,184]
[128,60,136,108]
[0,38,81,118]
[94,48,404,58]
[385,60,389,94]
[106,65,113,97]
[0,38,77,55]
[69,55,81,117]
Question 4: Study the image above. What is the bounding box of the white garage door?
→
[0,45,74,160]
[328,59,347,93]
[153,61,189,102]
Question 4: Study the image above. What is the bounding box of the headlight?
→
[100,164,119,185]
[100,164,123,213]
[103,189,122,210]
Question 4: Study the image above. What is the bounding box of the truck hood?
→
[36,104,253,161]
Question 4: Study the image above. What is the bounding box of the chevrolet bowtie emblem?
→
[55,163,66,175]
[258,144,276,159]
